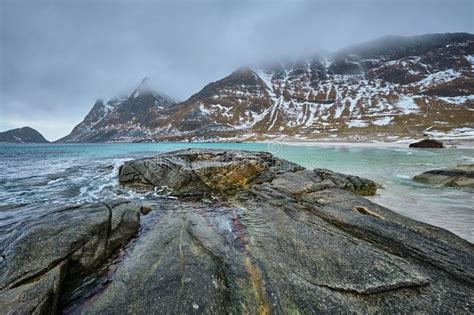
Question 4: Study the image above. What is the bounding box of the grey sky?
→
[1,0,473,141]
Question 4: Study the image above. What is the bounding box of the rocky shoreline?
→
[277,137,474,150]
[1,149,473,313]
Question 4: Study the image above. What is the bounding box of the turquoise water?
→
[0,142,473,242]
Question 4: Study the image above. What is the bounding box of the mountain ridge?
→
[59,32,474,143]
[57,79,177,143]
[0,127,50,143]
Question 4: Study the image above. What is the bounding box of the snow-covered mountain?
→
[60,33,474,142]
[58,78,176,142]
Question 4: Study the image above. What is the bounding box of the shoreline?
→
[258,138,474,150]
[2,138,474,149]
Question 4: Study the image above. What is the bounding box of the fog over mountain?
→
[1,0,473,140]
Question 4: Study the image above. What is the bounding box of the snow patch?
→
[395,96,419,114]
[372,116,393,126]
[424,127,474,140]
[254,69,274,93]
[438,95,474,107]
[465,55,474,74]
[199,104,212,115]
[346,120,369,128]
[417,69,461,88]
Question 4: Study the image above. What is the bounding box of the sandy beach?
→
[257,137,474,150]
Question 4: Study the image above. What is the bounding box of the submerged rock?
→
[409,138,444,148]
[414,164,474,188]
[2,149,473,314]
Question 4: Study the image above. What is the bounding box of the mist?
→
[1,0,473,140]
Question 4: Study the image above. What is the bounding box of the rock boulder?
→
[409,139,444,148]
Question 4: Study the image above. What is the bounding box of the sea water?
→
[0,142,473,242]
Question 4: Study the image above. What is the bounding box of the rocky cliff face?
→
[60,33,474,142]
[0,127,49,143]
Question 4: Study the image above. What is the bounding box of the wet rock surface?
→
[1,149,473,314]
[414,164,474,188]
[0,200,143,314]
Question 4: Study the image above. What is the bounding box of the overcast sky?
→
[1,0,473,140]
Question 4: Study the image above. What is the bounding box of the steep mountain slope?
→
[61,33,474,142]
[59,79,176,142]
[0,127,49,143]
[169,33,474,141]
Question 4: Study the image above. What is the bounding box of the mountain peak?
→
[141,76,149,85]
[128,76,175,103]
[58,78,177,143]
[92,98,105,108]
[131,77,152,98]
[136,76,151,92]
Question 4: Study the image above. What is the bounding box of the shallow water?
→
[0,142,473,242]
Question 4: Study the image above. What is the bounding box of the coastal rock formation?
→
[0,126,49,143]
[1,149,473,313]
[118,150,377,196]
[94,149,472,313]
[119,149,306,195]
[59,33,474,143]
[409,138,444,148]
[414,164,474,188]
[0,200,143,314]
